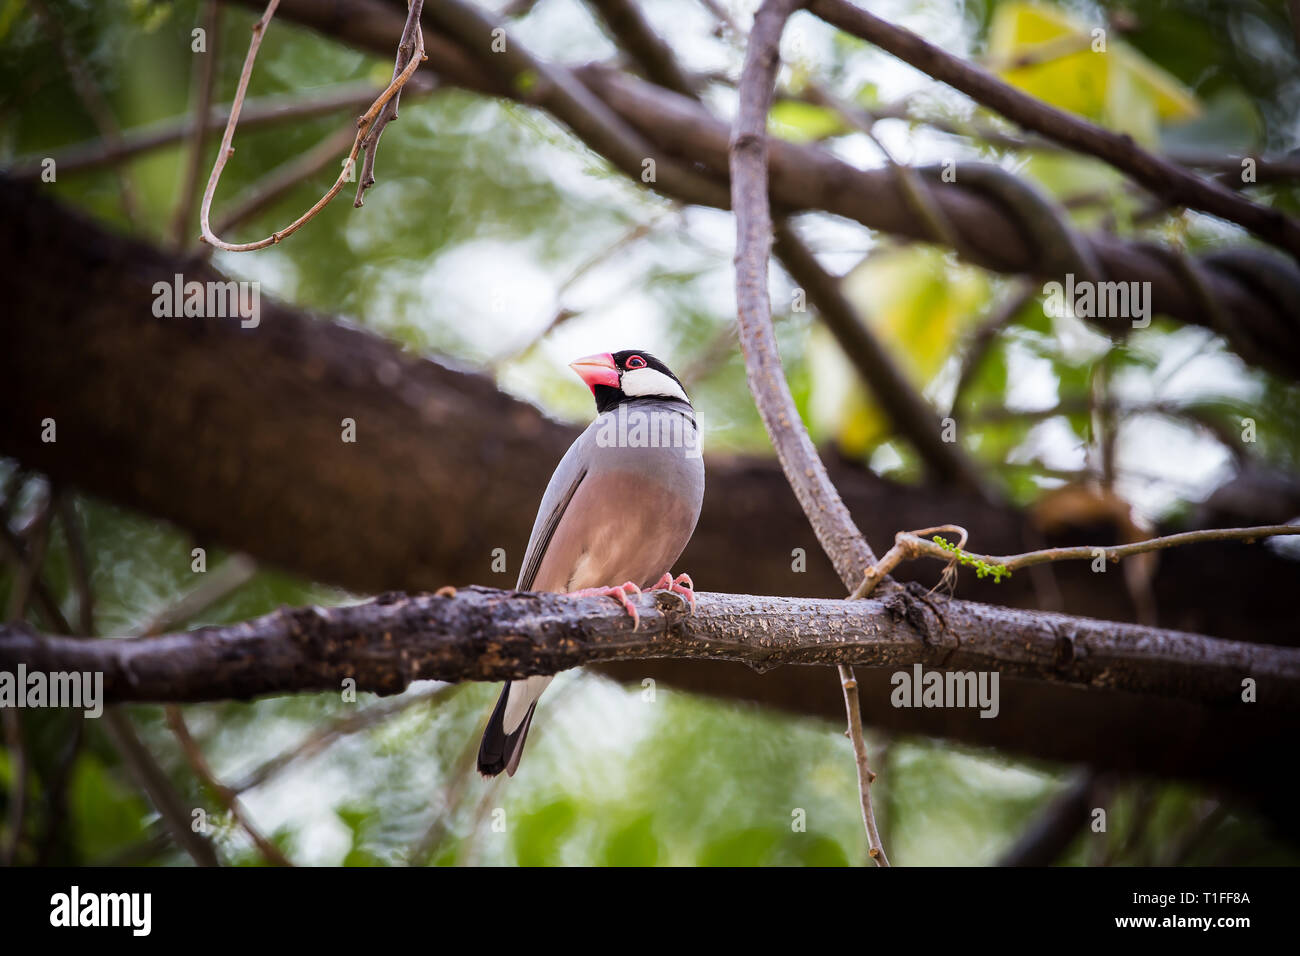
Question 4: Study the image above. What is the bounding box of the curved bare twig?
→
[198,0,427,252]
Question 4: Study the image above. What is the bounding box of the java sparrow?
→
[477,350,705,776]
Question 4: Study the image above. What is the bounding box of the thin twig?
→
[493,216,665,365]
[170,1,222,249]
[212,125,360,236]
[836,665,889,865]
[0,524,70,634]
[409,701,489,865]
[6,82,433,179]
[5,490,55,622]
[164,705,294,866]
[230,684,456,794]
[802,82,960,251]
[875,523,1300,582]
[949,281,1037,415]
[354,0,426,207]
[101,705,222,866]
[142,552,290,865]
[57,496,95,636]
[137,554,258,637]
[198,0,427,252]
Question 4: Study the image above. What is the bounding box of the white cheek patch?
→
[620,367,690,404]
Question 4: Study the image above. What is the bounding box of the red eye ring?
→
[625,355,647,369]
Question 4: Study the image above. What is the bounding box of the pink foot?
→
[568,581,643,629]
[649,572,696,613]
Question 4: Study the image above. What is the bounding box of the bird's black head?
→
[570,350,691,414]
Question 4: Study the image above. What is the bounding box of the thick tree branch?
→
[4,587,1297,709]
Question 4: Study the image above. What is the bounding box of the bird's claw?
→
[568,581,642,630]
[650,572,696,613]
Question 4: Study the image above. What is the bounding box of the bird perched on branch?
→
[477,350,705,776]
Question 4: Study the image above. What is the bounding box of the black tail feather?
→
[477,683,537,777]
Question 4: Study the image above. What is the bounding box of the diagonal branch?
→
[730,0,879,591]
[808,0,1300,262]
[427,0,729,208]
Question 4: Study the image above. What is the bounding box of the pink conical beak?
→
[569,352,619,392]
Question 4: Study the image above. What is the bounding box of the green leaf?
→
[768,100,846,144]
[788,833,851,866]
[811,245,989,456]
[697,827,780,866]
[512,799,578,866]
[600,814,660,866]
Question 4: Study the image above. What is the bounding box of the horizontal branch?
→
[3,587,1297,710]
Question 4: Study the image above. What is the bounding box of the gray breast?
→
[516,399,705,593]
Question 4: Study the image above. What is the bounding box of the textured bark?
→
[730,0,878,590]
[5,586,1297,707]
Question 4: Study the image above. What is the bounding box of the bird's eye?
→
[625,355,647,369]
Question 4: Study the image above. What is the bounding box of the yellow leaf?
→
[810,246,988,456]
[988,3,1198,146]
